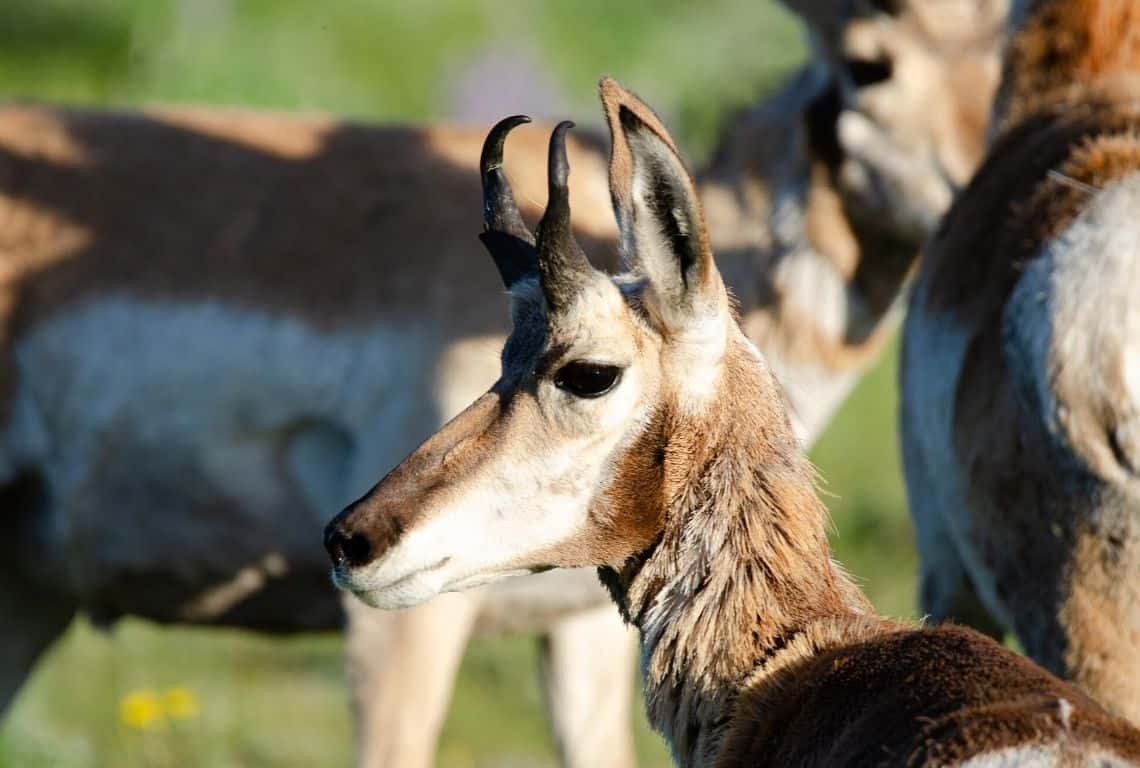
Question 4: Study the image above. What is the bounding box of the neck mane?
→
[601,339,875,767]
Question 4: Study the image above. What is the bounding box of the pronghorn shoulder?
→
[918,100,1140,327]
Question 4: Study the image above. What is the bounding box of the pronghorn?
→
[784,0,1009,241]
[326,79,1140,768]
[901,0,1140,724]
[0,9,1002,767]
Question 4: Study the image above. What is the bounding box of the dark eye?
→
[553,361,622,399]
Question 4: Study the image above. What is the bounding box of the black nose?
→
[324,519,374,568]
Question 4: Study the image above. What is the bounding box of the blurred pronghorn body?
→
[3,106,629,768]
[328,78,1140,768]
[902,0,1140,723]
[0,7,1003,766]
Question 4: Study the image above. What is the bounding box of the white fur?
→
[3,296,618,621]
[959,744,1060,767]
[1005,173,1140,475]
[1127,352,1140,417]
[338,428,623,609]
[625,130,729,414]
[759,182,871,443]
[959,738,1135,767]
[665,309,728,413]
[340,293,649,608]
[3,297,433,590]
[907,176,1140,633]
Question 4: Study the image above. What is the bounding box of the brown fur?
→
[591,81,1140,768]
[570,400,668,575]
[601,78,687,229]
[725,623,1140,766]
[997,0,1140,129]
[612,330,1140,766]
[923,101,1140,318]
[335,77,1140,766]
[0,105,617,429]
[335,392,504,564]
[599,340,875,765]
[0,104,616,335]
[0,37,991,436]
[1,4,1007,754]
[789,0,1006,184]
[708,0,1005,380]
[903,0,1140,727]
[702,85,910,378]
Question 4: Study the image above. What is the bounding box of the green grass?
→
[816,338,917,620]
[0,1,919,765]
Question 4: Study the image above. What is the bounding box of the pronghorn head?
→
[789,0,1008,215]
[325,80,791,610]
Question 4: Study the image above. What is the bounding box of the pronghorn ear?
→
[599,78,721,325]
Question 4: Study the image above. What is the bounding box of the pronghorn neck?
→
[694,67,912,442]
[998,0,1140,130]
[600,342,872,767]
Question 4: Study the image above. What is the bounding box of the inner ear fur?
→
[599,77,719,318]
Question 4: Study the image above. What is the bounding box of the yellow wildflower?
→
[162,687,200,720]
[119,689,164,730]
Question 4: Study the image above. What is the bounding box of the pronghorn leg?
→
[925,557,1005,642]
[0,478,74,715]
[0,577,74,716]
[902,441,1004,640]
[538,604,637,768]
[344,591,481,768]
[914,507,1003,639]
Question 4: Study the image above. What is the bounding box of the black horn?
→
[536,120,596,312]
[478,115,539,289]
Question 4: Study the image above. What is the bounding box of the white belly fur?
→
[3,296,611,627]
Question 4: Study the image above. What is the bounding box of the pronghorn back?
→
[0,104,615,338]
[0,103,616,626]
[903,0,1140,724]
[724,624,1140,766]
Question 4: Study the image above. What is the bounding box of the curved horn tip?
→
[481,114,532,172]
[548,120,576,190]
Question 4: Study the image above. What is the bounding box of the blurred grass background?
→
[0,1,916,766]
